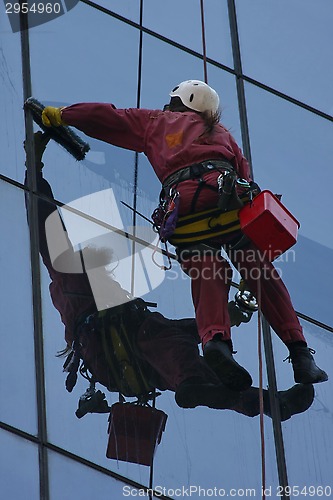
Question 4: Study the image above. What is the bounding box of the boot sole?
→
[278,384,315,421]
[294,370,328,384]
[175,384,238,410]
[204,350,252,392]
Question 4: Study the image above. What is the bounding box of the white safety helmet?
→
[169,80,220,115]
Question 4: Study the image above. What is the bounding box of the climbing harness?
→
[162,159,234,192]
[152,188,180,242]
[150,188,180,270]
[153,159,234,245]
[98,303,154,397]
[63,299,158,406]
[168,178,255,247]
[169,203,244,246]
[150,159,260,268]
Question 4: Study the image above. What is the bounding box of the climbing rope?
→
[199,0,267,493]
[148,389,157,499]
[200,0,208,83]
[257,276,266,499]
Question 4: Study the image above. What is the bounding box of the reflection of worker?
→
[42,81,328,392]
[26,132,315,420]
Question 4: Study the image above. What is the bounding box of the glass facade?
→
[1,1,332,498]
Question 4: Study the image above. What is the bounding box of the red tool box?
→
[239,190,300,261]
[106,403,168,466]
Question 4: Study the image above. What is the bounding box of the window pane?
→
[143,0,233,68]
[88,0,140,22]
[30,2,139,106]
[204,0,234,68]
[153,319,280,494]
[48,450,146,500]
[0,5,26,183]
[140,34,241,134]
[0,430,39,500]
[143,0,203,54]
[245,82,333,325]
[29,1,139,204]
[236,0,333,115]
[0,181,37,435]
[271,317,332,491]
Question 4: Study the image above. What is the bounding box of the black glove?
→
[24,131,50,170]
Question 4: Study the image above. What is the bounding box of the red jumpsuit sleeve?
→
[228,132,253,182]
[61,103,153,152]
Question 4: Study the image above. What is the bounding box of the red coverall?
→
[61,103,306,349]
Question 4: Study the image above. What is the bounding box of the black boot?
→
[203,336,252,391]
[263,384,315,421]
[232,384,315,421]
[175,377,240,410]
[287,343,328,384]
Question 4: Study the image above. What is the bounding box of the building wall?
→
[0,1,332,499]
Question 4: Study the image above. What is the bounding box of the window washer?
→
[41,80,328,391]
[24,130,315,421]
[23,131,244,412]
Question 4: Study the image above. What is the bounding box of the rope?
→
[256,271,266,499]
[200,0,208,83]
[199,1,266,491]
[137,3,156,494]
[148,389,157,499]
[131,0,144,296]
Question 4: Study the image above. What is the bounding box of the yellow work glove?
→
[42,106,66,127]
